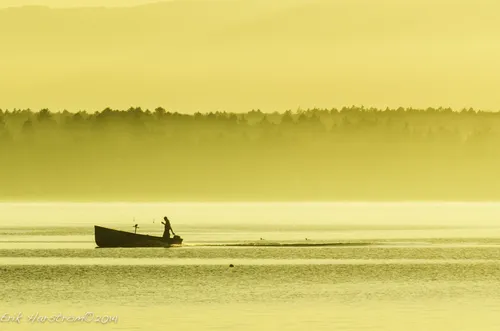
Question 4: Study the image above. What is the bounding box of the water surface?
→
[1,202,500,330]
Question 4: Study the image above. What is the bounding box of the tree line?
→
[1,107,499,201]
[0,106,497,140]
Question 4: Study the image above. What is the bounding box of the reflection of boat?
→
[94,225,183,248]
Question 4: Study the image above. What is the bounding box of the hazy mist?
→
[1,107,499,201]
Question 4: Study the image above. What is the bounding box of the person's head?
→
[164,216,168,221]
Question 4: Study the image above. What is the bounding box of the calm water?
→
[1,202,500,330]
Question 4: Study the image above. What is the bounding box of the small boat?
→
[94,225,183,248]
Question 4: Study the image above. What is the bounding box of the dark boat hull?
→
[94,226,183,248]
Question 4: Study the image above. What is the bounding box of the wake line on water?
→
[186,242,375,247]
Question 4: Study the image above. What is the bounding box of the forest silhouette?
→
[1,107,498,201]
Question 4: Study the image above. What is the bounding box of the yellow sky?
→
[1,0,499,112]
[0,0,166,7]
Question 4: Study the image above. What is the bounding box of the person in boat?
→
[161,216,175,239]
